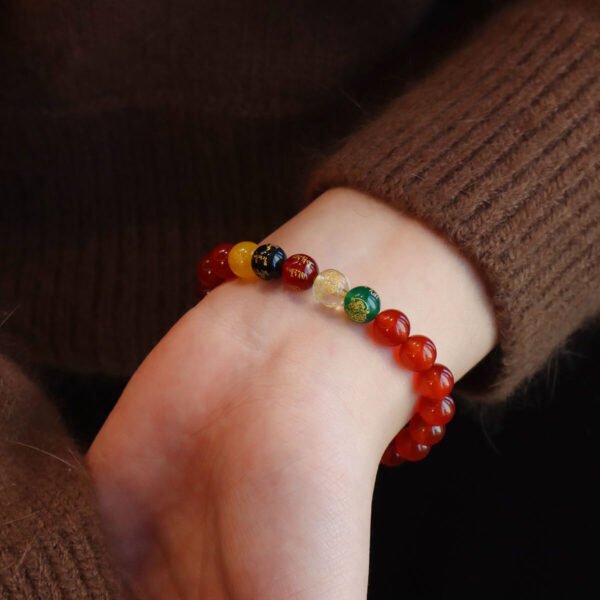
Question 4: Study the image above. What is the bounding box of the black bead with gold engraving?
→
[251,243,287,280]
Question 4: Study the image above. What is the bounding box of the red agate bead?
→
[393,428,431,462]
[282,253,319,290]
[409,414,446,445]
[209,242,236,279]
[414,364,454,400]
[395,335,436,371]
[369,309,410,346]
[196,254,224,292]
[417,395,456,426]
[380,441,406,467]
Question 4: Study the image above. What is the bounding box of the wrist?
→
[269,188,497,448]
[201,187,497,457]
[261,187,497,375]
[198,277,412,461]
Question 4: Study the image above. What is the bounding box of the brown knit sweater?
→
[1,0,599,596]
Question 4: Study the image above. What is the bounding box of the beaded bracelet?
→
[196,241,456,466]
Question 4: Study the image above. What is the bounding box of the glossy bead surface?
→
[380,440,406,467]
[228,241,259,279]
[414,364,455,400]
[396,335,437,372]
[251,243,287,280]
[209,243,236,279]
[369,309,410,346]
[312,269,350,308]
[196,254,224,291]
[393,428,431,462]
[417,395,456,426]
[282,253,319,290]
[409,414,446,446]
[343,286,381,323]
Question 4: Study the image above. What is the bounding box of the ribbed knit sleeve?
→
[309,0,600,403]
[0,353,125,599]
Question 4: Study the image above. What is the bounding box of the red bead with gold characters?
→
[196,254,224,292]
[282,253,319,290]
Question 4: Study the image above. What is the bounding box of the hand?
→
[88,189,496,599]
[89,280,391,599]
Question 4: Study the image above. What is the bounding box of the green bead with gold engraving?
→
[343,286,381,323]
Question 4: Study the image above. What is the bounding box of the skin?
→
[88,188,497,599]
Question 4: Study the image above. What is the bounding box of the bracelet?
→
[196,241,456,466]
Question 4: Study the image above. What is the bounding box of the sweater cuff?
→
[0,353,125,598]
[308,0,600,403]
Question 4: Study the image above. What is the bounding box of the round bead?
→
[395,335,437,372]
[344,286,381,323]
[251,243,287,280]
[408,414,446,446]
[196,254,224,291]
[209,243,236,279]
[380,441,406,467]
[282,253,319,290]
[228,241,259,279]
[414,364,454,400]
[393,428,431,462]
[417,395,456,426]
[312,269,350,308]
[369,309,410,346]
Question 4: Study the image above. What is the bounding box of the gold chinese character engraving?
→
[346,297,369,322]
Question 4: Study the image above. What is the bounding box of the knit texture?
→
[0,0,598,401]
[0,0,431,376]
[0,354,124,599]
[0,0,599,595]
[310,0,600,403]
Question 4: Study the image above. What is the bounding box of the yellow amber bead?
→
[228,241,259,279]
[312,269,350,308]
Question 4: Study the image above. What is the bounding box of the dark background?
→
[370,323,600,599]
[31,1,599,595]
